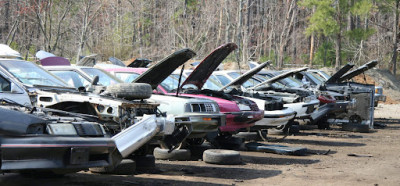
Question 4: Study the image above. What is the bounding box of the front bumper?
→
[175,113,226,138]
[254,107,296,128]
[0,136,117,171]
[220,110,264,132]
[285,99,320,119]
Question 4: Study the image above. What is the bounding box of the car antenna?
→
[176,64,185,97]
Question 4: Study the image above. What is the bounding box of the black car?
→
[0,100,119,175]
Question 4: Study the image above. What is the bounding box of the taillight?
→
[318,94,336,104]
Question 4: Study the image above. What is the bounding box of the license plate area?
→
[70,147,89,165]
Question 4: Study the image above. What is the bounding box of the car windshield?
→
[313,71,330,80]
[227,72,262,88]
[81,68,122,86]
[161,75,182,92]
[0,60,69,87]
[115,72,140,83]
[51,70,91,88]
[306,72,324,85]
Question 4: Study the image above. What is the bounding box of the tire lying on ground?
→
[89,159,136,175]
[342,123,370,133]
[234,132,260,141]
[153,147,191,161]
[106,83,152,100]
[203,149,242,165]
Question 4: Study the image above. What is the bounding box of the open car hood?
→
[218,61,270,91]
[108,57,126,67]
[181,43,238,89]
[325,63,354,84]
[248,67,308,90]
[337,60,378,82]
[127,58,152,68]
[132,48,196,89]
[76,54,99,67]
[0,44,21,58]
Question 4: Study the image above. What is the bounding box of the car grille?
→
[190,103,216,112]
[265,101,284,111]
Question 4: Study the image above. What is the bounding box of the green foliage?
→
[345,28,376,42]
[351,0,375,18]
[313,41,335,66]
[299,0,339,37]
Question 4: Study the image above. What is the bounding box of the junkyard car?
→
[45,49,226,147]
[0,99,119,174]
[107,43,263,146]
[0,58,180,155]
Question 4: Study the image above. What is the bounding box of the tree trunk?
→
[391,0,399,75]
[335,1,342,69]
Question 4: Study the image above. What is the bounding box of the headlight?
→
[303,96,312,103]
[238,103,251,111]
[47,124,77,135]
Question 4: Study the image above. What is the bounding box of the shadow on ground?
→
[155,162,281,180]
[0,172,236,186]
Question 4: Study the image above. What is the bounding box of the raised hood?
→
[181,43,238,89]
[218,61,271,91]
[325,63,354,84]
[132,48,196,89]
[337,60,378,82]
[248,67,308,90]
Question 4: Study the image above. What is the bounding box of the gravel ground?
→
[1,103,399,186]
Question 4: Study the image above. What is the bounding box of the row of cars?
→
[0,43,384,175]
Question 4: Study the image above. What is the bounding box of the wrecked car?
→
[0,99,118,175]
[0,58,181,155]
[45,49,226,147]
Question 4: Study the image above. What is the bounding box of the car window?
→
[216,75,231,86]
[161,76,180,93]
[81,68,122,86]
[115,72,140,83]
[50,70,91,88]
[0,75,11,92]
[0,60,69,87]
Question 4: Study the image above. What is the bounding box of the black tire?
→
[89,159,136,175]
[132,155,156,171]
[153,147,191,161]
[342,123,370,133]
[186,138,206,146]
[234,132,259,141]
[203,149,242,165]
[106,83,152,100]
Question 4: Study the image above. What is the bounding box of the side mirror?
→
[91,75,99,86]
[10,83,22,93]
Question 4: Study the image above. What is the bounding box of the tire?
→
[288,125,300,134]
[106,83,152,100]
[89,159,136,175]
[153,147,191,161]
[186,138,206,146]
[342,123,370,133]
[132,155,156,171]
[234,132,259,141]
[203,149,242,165]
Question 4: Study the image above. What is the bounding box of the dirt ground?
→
[0,103,399,186]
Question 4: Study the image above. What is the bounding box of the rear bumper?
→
[375,94,386,102]
[0,136,117,171]
[220,110,264,132]
[254,107,296,128]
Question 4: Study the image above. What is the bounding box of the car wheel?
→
[89,159,136,175]
[132,155,156,172]
[153,147,191,161]
[203,149,242,165]
[106,83,152,100]
[186,138,206,146]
